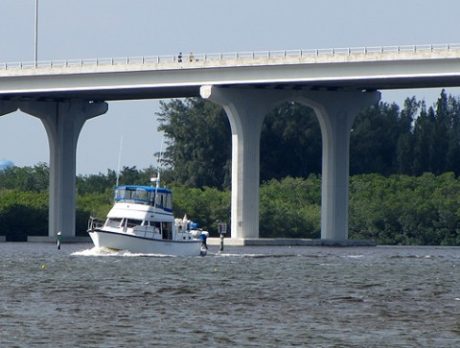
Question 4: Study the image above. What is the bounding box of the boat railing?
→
[131,225,156,240]
[88,216,104,231]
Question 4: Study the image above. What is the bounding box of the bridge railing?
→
[1,43,460,72]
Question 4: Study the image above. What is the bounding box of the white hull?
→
[89,229,202,256]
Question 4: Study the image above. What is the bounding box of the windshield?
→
[114,186,172,211]
[115,187,152,205]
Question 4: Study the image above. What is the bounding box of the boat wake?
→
[72,248,302,258]
[71,246,173,257]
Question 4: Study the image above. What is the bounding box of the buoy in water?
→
[57,231,62,250]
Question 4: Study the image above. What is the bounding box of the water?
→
[0,243,459,347]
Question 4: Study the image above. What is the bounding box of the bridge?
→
[1,43,460,243]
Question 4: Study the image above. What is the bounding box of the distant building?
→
[0,160,14,171]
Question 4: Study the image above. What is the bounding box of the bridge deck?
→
[1,43,460,100]
[1,43,460,77]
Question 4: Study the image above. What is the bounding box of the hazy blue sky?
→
[1,0,460,174]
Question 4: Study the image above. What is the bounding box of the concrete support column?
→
[201,86,272,239]
[303,91,380,240]
[20,100,108,239]
[201,86,379,242]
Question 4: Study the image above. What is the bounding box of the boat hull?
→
[89,229,202,256]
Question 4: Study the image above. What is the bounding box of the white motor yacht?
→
[88,183,208,256]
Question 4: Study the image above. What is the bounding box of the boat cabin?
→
[104,216,174,240]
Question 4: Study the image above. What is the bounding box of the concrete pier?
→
[202,86,380,242]
[20,100,108,239]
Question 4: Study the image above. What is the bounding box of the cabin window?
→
[106,218,122,228]
[155,193,164,208]
[134,190,148,202]
[161,222,172,240]
[115,187,151,204]
[149,221,161,233]
[147,221,160,227]
[114,189,126,201]
[126,219,143,228]
[154,193,172,210]
[164,194,172,210]
[149,192,156,205]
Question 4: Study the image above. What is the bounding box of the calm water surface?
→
[0,243,459,347]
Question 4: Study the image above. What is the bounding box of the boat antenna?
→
[116,135,124,187]
[151,137,164,209]
[150,136,164,189]
[157,138,164,188]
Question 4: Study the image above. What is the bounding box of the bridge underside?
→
[1,74,460,102]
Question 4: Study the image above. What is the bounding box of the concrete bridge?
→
[2,43,460,243]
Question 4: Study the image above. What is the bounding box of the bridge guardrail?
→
[1,43,460,72]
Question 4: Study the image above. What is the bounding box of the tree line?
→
[1,166,459,245]
[157,90,460,187]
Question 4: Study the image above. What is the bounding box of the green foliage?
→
[349,173,460,245]
[76,191,114,236]
[157,98,232,188]
[0,163,49,191]
[261,103,322,181]
[76,166,157,194]
[76,192,113,219]
[171,185,230,234]
[259,176,321,238]
[77,169,116,195]
[0,190,48,240]
[350,102,402,175]
[157,99,323,187]
[1,170,460,244]
[157,91,460,186]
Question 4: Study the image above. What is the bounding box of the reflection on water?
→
[0,243,459,347]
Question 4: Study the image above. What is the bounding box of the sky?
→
[1,0,460,174]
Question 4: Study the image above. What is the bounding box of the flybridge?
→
[114,185,172,212]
